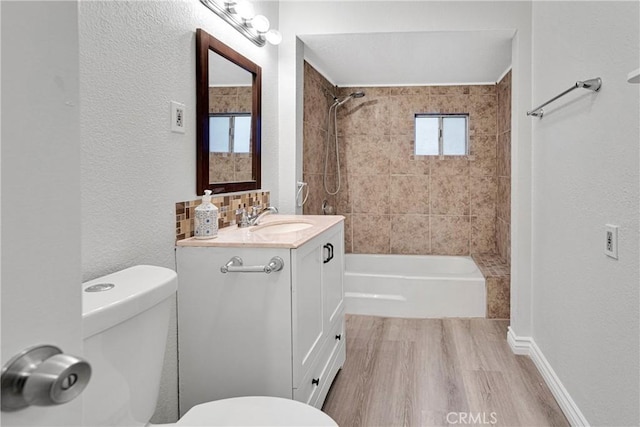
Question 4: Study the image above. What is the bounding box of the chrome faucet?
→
[249,206,278,226]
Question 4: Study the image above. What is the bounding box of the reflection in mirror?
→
[208,50,254,184]
[196,28,261,195]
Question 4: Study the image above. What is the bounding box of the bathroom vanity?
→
[176,215,345,415]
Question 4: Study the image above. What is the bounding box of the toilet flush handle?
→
[1,345,91,411]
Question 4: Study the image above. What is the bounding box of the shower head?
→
[335,91,366,106]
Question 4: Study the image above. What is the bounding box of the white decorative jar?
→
[194,190,218,239]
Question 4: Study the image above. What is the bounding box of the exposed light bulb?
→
[233,0,255,21]
[251,15,270,33]
[265,29,282,45]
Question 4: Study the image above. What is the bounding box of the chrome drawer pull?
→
[220,256,284,274]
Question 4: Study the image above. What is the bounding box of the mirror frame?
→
[196,28,262,194]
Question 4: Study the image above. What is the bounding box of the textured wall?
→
[531,1,639,424]
[79,1,279,422]
[303,63,500,256]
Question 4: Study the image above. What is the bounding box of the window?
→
[209,114,251,153]
[415,114,468,156]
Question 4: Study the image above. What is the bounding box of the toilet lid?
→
[176,396,338,427]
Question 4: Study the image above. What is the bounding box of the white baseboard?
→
[507,327,590,427]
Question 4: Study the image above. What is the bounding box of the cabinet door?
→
[176,246,293,414]
[323,223,345,329]
[291,236,324,387]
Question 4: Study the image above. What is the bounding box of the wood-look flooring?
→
[322,315,569,427]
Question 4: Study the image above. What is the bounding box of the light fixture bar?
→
[200,0,265,47]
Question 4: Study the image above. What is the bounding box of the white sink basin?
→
[251,221,313,235]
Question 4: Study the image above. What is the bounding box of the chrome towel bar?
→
[527,77,602,118]
[220,256,284,274]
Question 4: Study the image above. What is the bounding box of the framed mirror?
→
[196,28,262,194]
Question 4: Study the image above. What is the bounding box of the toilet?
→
[81,265,337,426]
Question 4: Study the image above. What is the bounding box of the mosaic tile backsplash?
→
[175,191,269,241]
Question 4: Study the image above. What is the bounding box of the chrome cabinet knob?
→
[1,345,91,411]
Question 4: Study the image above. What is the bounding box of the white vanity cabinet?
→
[176,218,345,415]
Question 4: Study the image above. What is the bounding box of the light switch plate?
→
[605,224,618,259]
[171,101,186,134]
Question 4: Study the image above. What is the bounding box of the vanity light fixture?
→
[200,0,282,47]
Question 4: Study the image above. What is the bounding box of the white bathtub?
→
[344,254,486,318]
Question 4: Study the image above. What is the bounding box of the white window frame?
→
[209,113,251,153]
[415,113,469,156]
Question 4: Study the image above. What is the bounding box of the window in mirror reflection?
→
[209,112,253,184]
[210,114,251,153]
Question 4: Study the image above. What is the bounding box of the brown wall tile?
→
[344,135,390,176]
[430,157,470,176]
[391,214,430,254]
[430,175,470,216]
[469,134,497,177]
[496,218,511,265]
[350,174,390,214]
[497,130,511,178]
[389,135,430,175]
[430,216,470,255]
[390,175,429,214]
[497,176,511,222]
[353,214,391,254]
[486,276,510,319]
[343,213,353,254]
[303,123,326,175]
[470,176,497,216]
[471,215,497,254]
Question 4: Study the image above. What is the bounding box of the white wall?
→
[531,2,639,425]
[278,0,535,334]
[79,1,279,421]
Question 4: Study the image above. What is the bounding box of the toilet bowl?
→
[162,396,336,426]
[82,265,337,427]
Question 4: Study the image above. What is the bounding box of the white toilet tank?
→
[81,265,177,427]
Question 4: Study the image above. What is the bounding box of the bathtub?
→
[344,254,486,318]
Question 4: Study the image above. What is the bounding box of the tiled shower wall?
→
[496,71,511,265]
[303,62,501,256]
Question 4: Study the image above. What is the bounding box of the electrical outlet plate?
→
[171,101,186,134]
[604,224,618,259]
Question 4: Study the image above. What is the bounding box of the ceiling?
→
[300,30,514,87]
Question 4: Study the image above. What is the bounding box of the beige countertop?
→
[176,215,344,249]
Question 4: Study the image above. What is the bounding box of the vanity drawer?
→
[313,324,346,409]
[294,315,345,407]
